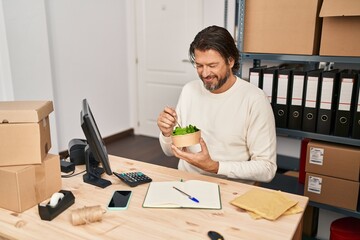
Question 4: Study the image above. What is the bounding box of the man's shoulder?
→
[236,77,266,95]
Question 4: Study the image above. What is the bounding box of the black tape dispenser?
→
[38,190,75,221]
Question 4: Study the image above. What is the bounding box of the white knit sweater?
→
[159,77,277,183]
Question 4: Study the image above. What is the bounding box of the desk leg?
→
[293,216,303,240]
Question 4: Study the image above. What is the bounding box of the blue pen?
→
[173,186,199,203]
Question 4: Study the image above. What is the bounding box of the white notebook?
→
[142,180,221,209]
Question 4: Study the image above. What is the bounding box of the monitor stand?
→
[83,147,111,188]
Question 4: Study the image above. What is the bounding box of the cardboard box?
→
[319,0,360,57]
[304,173,359,211]
[0,164,37,212]
[0,154,62,212]
[0,101,53,166]
[306,140,360,181]
[35,154,62,203]
[243,0,323,55]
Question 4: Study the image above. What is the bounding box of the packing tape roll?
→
[48,192,65,208]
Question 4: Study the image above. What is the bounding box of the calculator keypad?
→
[113,171,152,187]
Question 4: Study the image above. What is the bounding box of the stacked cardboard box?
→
[304,140,360,211]
[319,0,360,57]
[243,0,323,55]
[0,101,62,212]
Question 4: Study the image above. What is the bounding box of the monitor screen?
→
[81,98,112,188]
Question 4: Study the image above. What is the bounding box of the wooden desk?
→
[0,156,308,240]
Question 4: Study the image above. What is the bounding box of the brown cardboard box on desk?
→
[0,154,62,212]
[0,101,53,166]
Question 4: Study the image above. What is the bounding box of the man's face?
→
[194,49,234,93]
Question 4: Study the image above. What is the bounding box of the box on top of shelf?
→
[243,0,323,55]
[0,101,53,166]
[319,0,360,57]
[305,140,360,181]
[0,154,62,213]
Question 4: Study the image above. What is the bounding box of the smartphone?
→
[107,190,132,210]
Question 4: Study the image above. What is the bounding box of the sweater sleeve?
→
[217,95,277,183]
[159,132,174,156]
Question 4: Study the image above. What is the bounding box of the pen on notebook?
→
[173,186,199,203]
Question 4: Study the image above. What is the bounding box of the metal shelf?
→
[276,128,360,147]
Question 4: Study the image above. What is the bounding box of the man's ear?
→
[228,57,235,68]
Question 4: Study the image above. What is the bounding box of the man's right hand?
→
[157,106,178,137]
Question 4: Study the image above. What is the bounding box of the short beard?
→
[203,70,230,92]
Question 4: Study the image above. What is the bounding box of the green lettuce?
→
[172,124,200,136]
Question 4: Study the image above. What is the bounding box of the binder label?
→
[291,75,304,106]
[339,78,353,111]
[357,87,360,112]
[320,78,334,110]
[307,176,322,194]
[249,72,259,87]
[277,75,288,104]
[309,147,324,165]
[263,74,274,103]
[305,77,319,108]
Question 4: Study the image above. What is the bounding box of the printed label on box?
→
[307,176,322,194]
[309,147,324,165]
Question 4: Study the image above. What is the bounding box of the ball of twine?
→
[71,205,106,226]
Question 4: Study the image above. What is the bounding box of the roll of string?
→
[71,205,106,226]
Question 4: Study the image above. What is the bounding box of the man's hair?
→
[189,25,240,75]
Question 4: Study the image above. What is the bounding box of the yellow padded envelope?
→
[246,203,304,220]
[230,189,299,221]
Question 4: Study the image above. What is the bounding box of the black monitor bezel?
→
[80,98,112,188]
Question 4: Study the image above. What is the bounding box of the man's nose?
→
[200,66,210,77]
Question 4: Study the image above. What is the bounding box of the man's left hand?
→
[171,138,219,174]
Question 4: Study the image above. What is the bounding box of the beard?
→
[201,69,231,92]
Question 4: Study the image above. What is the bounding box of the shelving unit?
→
[235,0,360,219]
[277,128,360,147]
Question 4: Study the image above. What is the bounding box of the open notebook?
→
[142,180,221,209]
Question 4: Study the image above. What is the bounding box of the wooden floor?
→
[105,134,179,169]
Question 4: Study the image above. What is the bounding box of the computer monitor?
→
[80,98,112,188]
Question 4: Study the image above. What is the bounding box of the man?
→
[157,26,277,183]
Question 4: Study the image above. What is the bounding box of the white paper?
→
[307,176,322,194]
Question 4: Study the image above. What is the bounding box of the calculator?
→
[113,171,152,187]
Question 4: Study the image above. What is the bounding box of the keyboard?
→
[113,171,152,187]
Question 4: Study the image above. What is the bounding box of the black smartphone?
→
[107,190,132,210]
